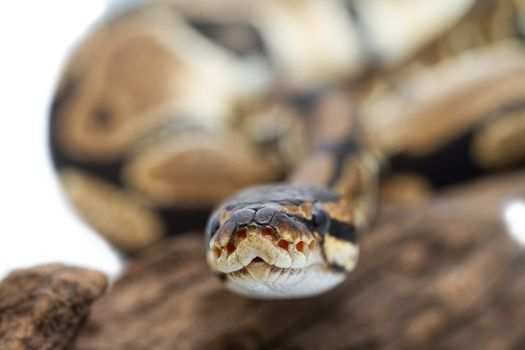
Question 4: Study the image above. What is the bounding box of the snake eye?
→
[312,203,330,234]
[205,211,222,243]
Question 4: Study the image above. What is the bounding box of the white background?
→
[0,0,131,279]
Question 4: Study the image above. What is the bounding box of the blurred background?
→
[0,0,129,279]
[2,1,525,348]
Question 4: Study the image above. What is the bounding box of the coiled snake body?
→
[50,0,525,298]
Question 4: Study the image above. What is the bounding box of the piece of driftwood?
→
[0,264,107,350]
[76,171,525,350]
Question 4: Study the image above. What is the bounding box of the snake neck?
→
[289,88,381,233]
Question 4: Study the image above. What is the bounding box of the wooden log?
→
[0,264,107,350]
[77,171,525,350]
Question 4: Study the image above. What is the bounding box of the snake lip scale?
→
[208,222,321,273]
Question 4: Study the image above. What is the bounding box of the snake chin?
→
[224,260,346,299]
[208,250,346,299]
[229,258,308,282]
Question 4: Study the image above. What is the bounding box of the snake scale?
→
[50,0,525,298]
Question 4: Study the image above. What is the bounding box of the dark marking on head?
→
[328,220,357,243]
[311,203,330,235]
[328,263,347,274]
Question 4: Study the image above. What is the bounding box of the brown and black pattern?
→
[206,87,376,283]
[50,0,525,296]
[363,44,525,189]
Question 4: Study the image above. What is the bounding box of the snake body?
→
[50,0,525,298]
[204,89,379,297]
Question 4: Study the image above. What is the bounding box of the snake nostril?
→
[261,227,276,240]
[277,240,290,250]
[296,241,305,252]
[226,243,236,254]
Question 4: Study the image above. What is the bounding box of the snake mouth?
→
[207,231,323,276]
[205,214,351,298]
[222,256,345,299]
[227,257,316,282]
[207,218,323,273]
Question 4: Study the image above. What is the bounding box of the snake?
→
[50,0,525,299]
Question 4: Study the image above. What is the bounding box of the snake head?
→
[205,184,360,299]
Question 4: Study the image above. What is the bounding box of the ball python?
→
[50,0,525,298]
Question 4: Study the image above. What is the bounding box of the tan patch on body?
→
[412,0,518,66]
[123,131,281,208]
[290,153,335,186]
[255,0,363,84]
[472,107,525,168]
[380,174,433,205]
[60,169,164,253]
[323,201,354,225]
[55,26,186,162]
[311,89,356,145]
[53,3,268,163]
[331,152,380,228]
[364,44,525,157]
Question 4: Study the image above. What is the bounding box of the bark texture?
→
[0,264,107,350]
[74,172,525,350]
[71,171,525,349]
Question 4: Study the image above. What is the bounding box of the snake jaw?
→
[207,214,359,298]
[243,260,273,281]
[210,225,296,272]
[224,262,346,299]
[207,222,332,299]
